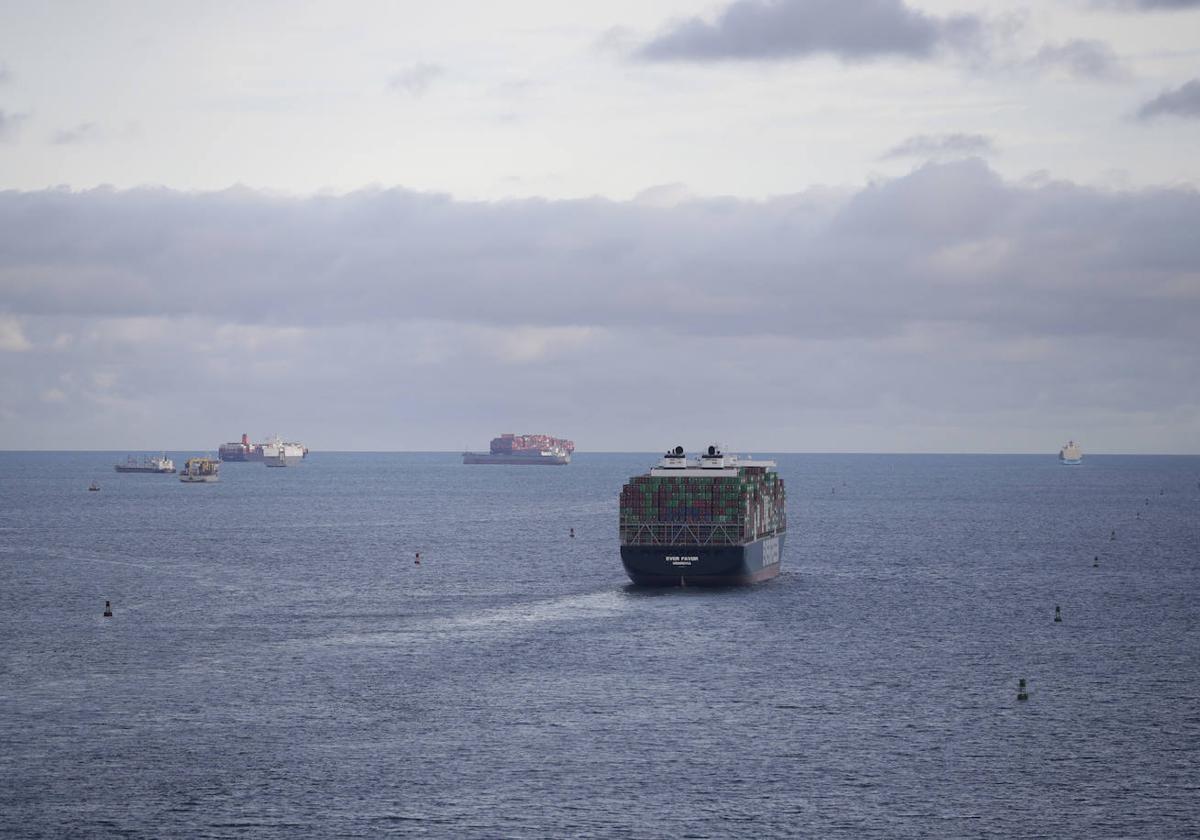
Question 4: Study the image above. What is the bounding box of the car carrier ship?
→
[219,433,309,462]
[619,445,786,586]
[462,433,573,465]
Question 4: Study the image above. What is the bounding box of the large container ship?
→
[219,433,309,462]
[462,433,573,465]
[619,445,786,586]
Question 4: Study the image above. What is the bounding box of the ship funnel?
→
[241,433,249,447]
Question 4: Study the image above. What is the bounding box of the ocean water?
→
[1,451,1198,839]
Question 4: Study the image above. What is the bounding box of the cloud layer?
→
[882,133,994,159]
[1137,78,1200,119]
[1,160,1198,451]
[636,0,983,62]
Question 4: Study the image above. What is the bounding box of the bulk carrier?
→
[619,445,786,586]
[462,433,573,465]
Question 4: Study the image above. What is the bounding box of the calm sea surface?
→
[1,452,1198,838]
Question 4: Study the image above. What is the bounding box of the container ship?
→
[219,433,309,462]
[462,433,573,465]
[1059,440,1083,465]
[619,445,786,586]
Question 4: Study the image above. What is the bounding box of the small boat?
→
[114,454,175,473]
[179,457,220,483]
[88,481,100,492]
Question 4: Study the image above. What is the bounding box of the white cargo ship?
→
[262,436,305,467]
[1059,440,1083,465]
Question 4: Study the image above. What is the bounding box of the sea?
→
[1,451,1198,839]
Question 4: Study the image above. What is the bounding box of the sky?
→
[1,0,1199,453]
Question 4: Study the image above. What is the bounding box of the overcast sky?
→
[2,0,1199,453]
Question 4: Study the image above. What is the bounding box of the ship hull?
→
[621,533,784,586]
[462,453,570,465]
[114,466,174,473]
[1060,458,1082,465]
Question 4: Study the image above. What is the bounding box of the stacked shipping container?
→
[619,466,786,545]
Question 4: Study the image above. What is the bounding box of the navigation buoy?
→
[1054,605,1062,623]
[1110,530,1116,541]
[1093,556,1099,568]
[103,600,112,618]
[414,552,421,566]
[569,527,575,538]
[1137,511,1141,519]
[1017,678,1028,701]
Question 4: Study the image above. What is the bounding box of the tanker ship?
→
[462,433,573,465]
[619,445,786,586]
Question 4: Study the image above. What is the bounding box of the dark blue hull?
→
[620,533,784,586]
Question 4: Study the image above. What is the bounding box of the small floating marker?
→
[103,600,112,618]
[414,552,421,566]
[1054,605,1062,623]
[1137,511,1141,519]
[569,527,575,538]
[1093,555,1099,568]
[1017,678,1028,701]
[1110,529,1116,541]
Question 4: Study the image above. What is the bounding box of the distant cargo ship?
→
[462,433,573,465]
[263,437,305,467]
[219,433,309,462]
[1059,440,1083,465]
[114,454,175,473]
[619,445,786,586]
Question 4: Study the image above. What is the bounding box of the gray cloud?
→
[0,109,28,141]
[882,133,995,160]
[51,122,101,144]
[1137,78,1200,119]
[636,0,985,62]
[1031,39,1127,81]
[1091,1,1200,9]
[388,63,445,96]
[1,160,1197,451]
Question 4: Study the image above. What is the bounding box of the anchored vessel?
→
[219,433,309,462]
[619,445,787,586]
[179,457,220,483]
[114,454,175,473]
[1059,440,1083,465]
[262,436,305,467]
[462,433,573,465]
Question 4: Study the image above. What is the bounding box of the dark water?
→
[2,452,1198,838]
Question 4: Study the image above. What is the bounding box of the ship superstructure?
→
[619,445,786,586]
